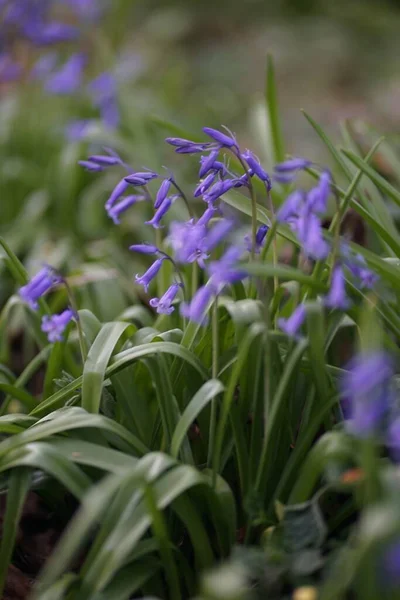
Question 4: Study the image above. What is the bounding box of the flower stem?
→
[64,278,87,363]
[171,180,195,219]
[208,295,219,475]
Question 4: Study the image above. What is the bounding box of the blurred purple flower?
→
[45,53,85,94]
[181,285,214,324]
[107,195,145,224]
[135,258,165,292]
[88,72,119,129]
[30,52,58,80]
[89,154,122,167]
[150,283,182,315]
[208,246,246,289]
[296,211,329,259]
[307,171,331,214]
[168,221,208,267]
[340,352,393,438]
[387,418,400,463]
[0,54,21,83]
[200,219,234,254]
[41,308,74,343]
[277,190,304,222]
[65,119,94,141]
[324,265,350,310]
[275,158,311,173]
[278,304,306,338]
[26,22,79,46]
[78,160,104,172]
[19,266,61,310]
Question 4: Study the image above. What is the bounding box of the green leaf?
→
[266,55,285,164]
[170,379,224,460]
[0,468,31,599]
[82,321,130,414]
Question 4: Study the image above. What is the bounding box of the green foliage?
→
[1,44,400,600]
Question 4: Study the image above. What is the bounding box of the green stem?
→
[64,279,87,363]
[208,296,219,476]
[171,180,195,219]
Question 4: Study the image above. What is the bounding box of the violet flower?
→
[150,283,182,315]
[200,219,234,254]
[203,127,237,148]
[194,173,217,197]
[166,137,210,154]
[129,243,159,255]
[78,160,104,172]
[203,179,237,204]
[276,190,304,222]
[296,211,329,260]
[324,265,350,310]
[208,246,246,289]
[245,224,269,253]
[105,178,130,210]
[199,150,220,178]
[107,195,146,224]
[307,170,331,214]
[275,158,311,173]
[19,266,62,310]
[242,150,272,190]
[45,53,85,95]
[168,221,208,267]
[197,206,218,226]
[135,258,165,292]
[277,304,306,338]
[154,179,172,209]
[88,155,122,167]
[41,308,74,343]
[340,352,393,438]
[181,285,214,324]
[145,197,173,229]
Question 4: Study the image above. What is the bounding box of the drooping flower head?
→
[19,266,62,309]
[150,283,182,315]
[181,285,214,324]
[135,258,165,292]
[324,265,350,310]
[277,304,306,339]
[41,308,74,343]
[340,352,394,438]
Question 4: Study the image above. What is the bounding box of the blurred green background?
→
[1,0,400,320]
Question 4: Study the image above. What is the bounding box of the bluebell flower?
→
[30,52,58,80]
[203,127,237,148]
[106,178,131,209]
[150,283,182,315]
[307,170,331,214]
[200,219,234,254]
[277,304,306,338]
[208,246,246,289]
[194,173,217,197]
[275,158,311,173]
[41,308,74,343]
[199,149,220,178]
[88,72,119,129]
[324,265,350,309]
[382,540,400,587]
[197,206,218,226]
[273,173,296,184]
[145,197,173,229]
[19,266,62,310]
[345,253,378,290]
[45,53,85,95]
[154,179,172,209]
[181,285,214,323]
[78,160,104,172]
[387,418,400,463]
[88,154,122,167]
[242,150,272,189]
[0,54,21,83]
[166,137,210,154]
[129,243,159,255]
[244,224,269,253]
[168,221,208,267]
[107,195,146,224]
[203,179,237,204]
[135,258,165,292]
[295,211,329,260]
[276,190,304,222]
[65,119,93,141]
[27,22,79,45]
[340,352,393,438]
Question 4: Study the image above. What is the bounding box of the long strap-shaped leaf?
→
[82,321,131,414]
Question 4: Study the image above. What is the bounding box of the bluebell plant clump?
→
[18,265,74,342]
[0,0,120,136]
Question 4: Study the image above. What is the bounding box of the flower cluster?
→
[275,159,377,338]
[18,266,74,343]
[80,126,274,322]
[0,0,119,135]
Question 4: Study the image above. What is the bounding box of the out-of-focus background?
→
[1,0,400,319]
